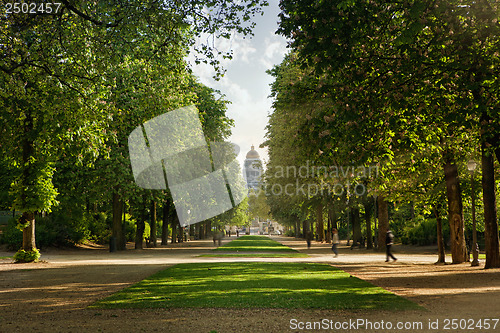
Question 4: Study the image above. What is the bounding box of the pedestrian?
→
[306,230,312,249]
[217,231,222,246]
[331,228,339,257]
[236,229,239,237]
[385,228,397,262]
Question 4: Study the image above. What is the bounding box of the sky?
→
[188,1,288,169]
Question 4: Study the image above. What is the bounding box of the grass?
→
[446,253,487,259]
[0,256,11,260]
[90,262,421,311]
[200,253,309,258]
[213,235,297,252]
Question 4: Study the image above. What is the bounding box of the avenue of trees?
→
[0,0,267,260]
[263,0,500,268]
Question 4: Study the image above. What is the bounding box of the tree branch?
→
[60,0,123,28]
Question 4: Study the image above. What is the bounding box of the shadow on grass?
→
[91,262,423,311]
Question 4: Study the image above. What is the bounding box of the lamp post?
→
[467,159,480,267]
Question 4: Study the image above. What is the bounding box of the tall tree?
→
[1,0,268,258]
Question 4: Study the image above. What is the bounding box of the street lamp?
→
[467,159,480,266]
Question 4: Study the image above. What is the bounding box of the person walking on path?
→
[331,228,340,257]
[306,230,312,249]
[385,229,397,262]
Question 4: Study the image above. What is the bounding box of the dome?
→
[246,145,260,159]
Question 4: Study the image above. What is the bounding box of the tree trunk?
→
[351,207,362,246]
[135,196,146,249]
[171,221,176,244]
[171,214,179,243]
[434,204,446,264]
[20,110,36,252]
[326,208,331,243]
[21,212,36,251]
[377,195,389,252]
[122,200,127,249]
[482,144,500,268]
[112,192,125,251]
[329,205,338,230]
[327,205,336,243]
[365,198,373,250]
[195,223,200,240]
[316,203,324,242]
[161,201,169,245]
[150,200,157,247]
[443,154,467,263]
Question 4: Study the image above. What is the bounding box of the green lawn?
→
[213,235,297,252]
[0,256,11,260]
[200,253,309,258]
[446,253,486,259]
[91,262,421,310]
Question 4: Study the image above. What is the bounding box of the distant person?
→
[236,229,239,237]
[306,231,312,249]
[385,229,397,262]
[217,231,223,246]
[331,228,340,257]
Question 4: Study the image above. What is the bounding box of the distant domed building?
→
[243,145,263,190]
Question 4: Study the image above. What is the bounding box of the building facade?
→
[243,145,263,191]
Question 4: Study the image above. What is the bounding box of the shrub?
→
[0,218,23,250]
[124,214,137,242]
[36,215,88,248]
[13,248,41,263]
[0,214,89,250]
[85,212,110,244]
[401,217,450,246]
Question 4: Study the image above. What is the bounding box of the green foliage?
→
[1,214,89,249]
[10,163,59,214]
[0,0,268,253]
[248,189,270,221]
[13,248,40,263]
[84,212,110,244]
[400,217,450,246]
[265,0,500,267]
[34,215,88,249]
[0,218,23,250]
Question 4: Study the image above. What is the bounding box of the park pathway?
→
[0,236,499,332]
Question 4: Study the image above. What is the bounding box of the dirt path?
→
[0,237,499,332]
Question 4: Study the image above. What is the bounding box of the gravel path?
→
[0,237,499,332]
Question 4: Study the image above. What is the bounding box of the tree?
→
[277,0,500,265]
[1,0,269,259]
[248,189,270,222]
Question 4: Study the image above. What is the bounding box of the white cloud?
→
[230,35,257,63]
[260,36,288,70]
[186,3,287,171]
